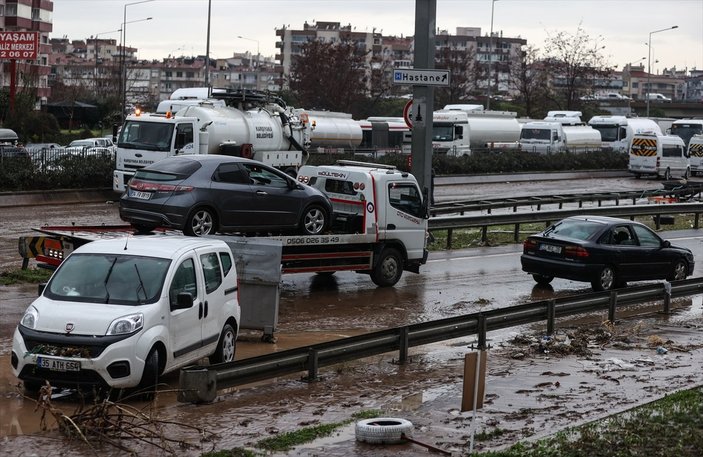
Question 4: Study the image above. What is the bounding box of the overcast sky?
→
[52,0,702,73]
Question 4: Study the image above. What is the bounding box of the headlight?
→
[107,313,144,335]
[20,306,39,329]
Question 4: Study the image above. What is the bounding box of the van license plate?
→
[129,189,151,200]
[37,356,81,372]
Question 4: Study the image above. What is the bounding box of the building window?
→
[32,8,40,20]
[0,5,4,16]
[176,71,182,77]
[165,71,172,77]
[5,4,16,16]
[186,71,194,78]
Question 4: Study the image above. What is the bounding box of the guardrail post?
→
[481,226,488,243]
[305,348,320,382]
[695,213,700,229]
[579,200,583,208]
[477,314,487,350]
[446,229,453,250]
[546,300,555,335]
[608,290,618,323]
[662,282,672,314]
[513,224,520,243]
[399,326,409,364]
[654,215,661,230]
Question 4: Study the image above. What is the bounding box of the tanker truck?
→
[519,121,601,154]
[431,109,521,156]
[587,115,661,153]
[295,109,362,152]
[113,94,311,193]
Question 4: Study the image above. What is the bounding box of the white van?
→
[687,134,703,176]
[646,93,672,102]
[11,237,241,393]
[628,132,689,179]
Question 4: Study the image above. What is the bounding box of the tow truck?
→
[19,161,429,287]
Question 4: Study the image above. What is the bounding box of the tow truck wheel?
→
[300,205,327,235]
[371,248,403,287]
[184,207,217,236]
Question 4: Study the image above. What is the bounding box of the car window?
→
[244,164,289,188]
[324,178,357,196]
[200,252,222,294]
[604,226,636,245]
[219,251,233,277]
[170,258,197,308]
[632,225,663,247]
[214,162,250,184]
[388,182,423,218]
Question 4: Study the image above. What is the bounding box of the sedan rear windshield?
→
[544,219,603,241]
[45,253,171,305]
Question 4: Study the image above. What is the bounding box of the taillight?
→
[564,245,589,258]
[129,179,193,193]
[523,239,538,251]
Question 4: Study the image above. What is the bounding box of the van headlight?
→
[107,313,144,335]
[20,306,39,329]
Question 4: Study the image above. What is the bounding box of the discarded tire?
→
[355,417,414,444]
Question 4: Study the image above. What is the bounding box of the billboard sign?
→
[0,32,39,60]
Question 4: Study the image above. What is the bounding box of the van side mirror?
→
[172,292,194,310]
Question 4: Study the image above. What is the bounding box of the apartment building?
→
[0,0,53,107]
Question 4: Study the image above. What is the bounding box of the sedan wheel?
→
[185,208,216,236]
[591,266,615,291]
[670,260,688,281]
[300,205,327,235]
[532,274,554,285]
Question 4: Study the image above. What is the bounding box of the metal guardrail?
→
[431,185,703,217]
[428,202,703,249]
[178,277,703,403]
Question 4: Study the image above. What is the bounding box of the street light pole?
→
[486,0,498,110]
[646,25,678,117]
[121,0,154,122]
[237,35,260,68]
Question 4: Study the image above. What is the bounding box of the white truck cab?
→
[11,237,241,393]
[296,160,429,286]
[628,132,689,179]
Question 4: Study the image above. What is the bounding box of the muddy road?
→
[2,175,703,455]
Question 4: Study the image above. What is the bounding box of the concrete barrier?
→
[0,188,118,208]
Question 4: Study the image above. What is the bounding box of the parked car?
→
[65,138,116,158]
[0,144,30,160]
[521,216,694,291]
[646,93,672,102]
[119,155,333,236]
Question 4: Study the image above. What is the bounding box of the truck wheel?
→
[371,248,403,287]
[300,205,327,235]
[131,223,156,234]
[209,323,237,364]
[184,207,216,236]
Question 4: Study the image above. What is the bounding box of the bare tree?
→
[507,45,550,118]
[289,40,368,113]
[434,45,480,107]
[542,25,613,110]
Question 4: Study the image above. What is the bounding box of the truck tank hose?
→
[278,111,310,164]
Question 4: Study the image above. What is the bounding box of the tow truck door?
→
[382,180,427,260]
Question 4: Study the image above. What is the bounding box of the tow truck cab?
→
[297,160,429,282]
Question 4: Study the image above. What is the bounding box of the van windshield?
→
[45,253,171,305]
[671,124,703,147]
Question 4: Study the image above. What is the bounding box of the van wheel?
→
[210,323,237,364]
[663,168,672,180]
[134,348,160,400]
[370,248,403,287]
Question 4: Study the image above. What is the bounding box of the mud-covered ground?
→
[3,297,703,456]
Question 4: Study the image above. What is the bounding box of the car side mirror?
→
[172,292,194,311]
[662,240,671,248]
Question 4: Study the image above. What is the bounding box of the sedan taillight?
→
[523,238,538,251]
[564,245,589,258]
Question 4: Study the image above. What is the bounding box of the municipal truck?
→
[114,91,315,193]
[23,161,430,288]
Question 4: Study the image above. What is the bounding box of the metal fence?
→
[178,277,703,403]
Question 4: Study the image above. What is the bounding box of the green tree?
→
[434,45,480,107]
